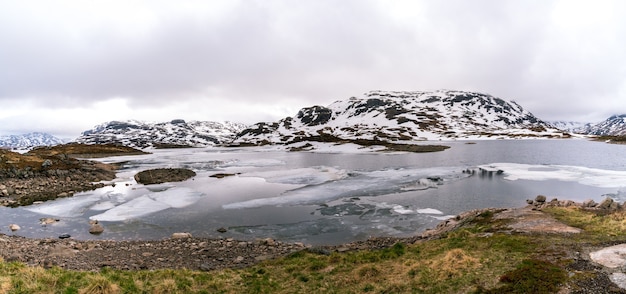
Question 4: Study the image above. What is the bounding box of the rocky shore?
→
[0,196,622,274]
[0,143,145,207]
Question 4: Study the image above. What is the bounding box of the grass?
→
[2,207,626,293]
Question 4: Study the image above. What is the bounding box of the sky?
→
[1,0,625,139]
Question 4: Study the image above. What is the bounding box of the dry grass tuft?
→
[0,277,11,294]
[153,278,177,294]
[431,248,480,279]
[79,275,120,294]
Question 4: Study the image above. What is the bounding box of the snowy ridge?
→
[76,119,248,148]
[234,90,568,146]
[0,132,64,150]
[578,115,626,136]
[549,121,593,134]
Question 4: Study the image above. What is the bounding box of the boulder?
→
[134,168,196,185]
[217,227,228,233]
[598,197,614,209]
[535,195,547,203]
[583,199,597,208]
[9,224,20,231]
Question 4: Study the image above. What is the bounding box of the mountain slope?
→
[76,120,248,148]
[578,115,626,136]
[234,90,568,146]
[0,132,64,150]
[549,121,593,134]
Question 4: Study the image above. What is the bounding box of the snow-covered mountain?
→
[0,132,64,150]
[548,121,593,134]
[234,90,568,146]
[76,119,248,148]
[579,115,626,136]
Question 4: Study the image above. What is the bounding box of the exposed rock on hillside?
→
[134,168,197,185]
[233,90,569,147]
[76,119,248,148]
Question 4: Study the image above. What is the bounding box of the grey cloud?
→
[0,0,625,125]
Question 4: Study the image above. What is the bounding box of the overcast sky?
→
[1,0,625,139]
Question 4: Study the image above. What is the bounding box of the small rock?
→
[199,263,213,271]
[535,195,547,203]
[89,223,105,235]
[526,199,534,205]
[58,234,71,239]
[210,173,237,179]
[9,224,20,231]
[234,256,244,263]
[261,238,276,246]
[171,232,192,239]
[41,159,53,168]
[217,227,228,233]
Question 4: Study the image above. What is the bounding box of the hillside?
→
[75,119,248,148]
[0,132,64,150]
[233,90,569,147]
[578,114,626,136]
[549,121,593,134]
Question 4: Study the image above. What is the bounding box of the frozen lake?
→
[2,139,626,245]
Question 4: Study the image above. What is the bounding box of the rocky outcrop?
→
[134,168,196,185]
[0,148,121,207]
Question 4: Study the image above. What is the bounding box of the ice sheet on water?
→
[416,208,444,215]
[222,158,285,167]
[90,187,205,221]
[223,167,468,209]
[25,194,101,217]
[242,166,347,185]
[90,196,172,221]
[479,163,626,188]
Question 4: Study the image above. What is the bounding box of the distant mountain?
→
[233,90,568,146]
[549,121,593,134]
[0,132,64,150]
[76,120,248,148]
[579,115,626,136]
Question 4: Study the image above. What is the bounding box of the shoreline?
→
[1,196,620,272]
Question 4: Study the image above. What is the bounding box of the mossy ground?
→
[1,207,624,293]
